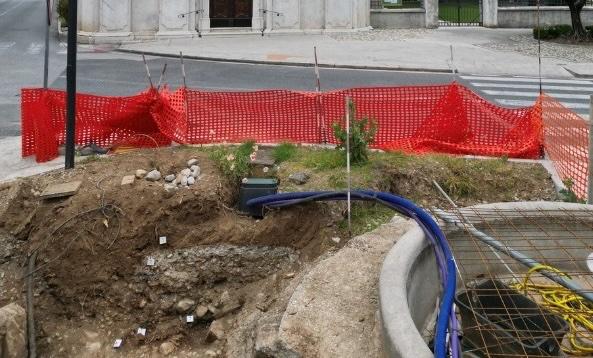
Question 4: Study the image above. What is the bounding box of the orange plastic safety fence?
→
[22,83,544,163]
[541,94,589,199]
[21,88,171,162]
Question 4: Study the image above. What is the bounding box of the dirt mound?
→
[0,147,337,357]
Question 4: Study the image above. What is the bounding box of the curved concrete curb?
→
[379,201,593,358]
[115,48,456,74]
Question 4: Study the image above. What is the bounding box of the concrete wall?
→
[370,9,426,28]
[79,0,370,43]
[498,6,593,27]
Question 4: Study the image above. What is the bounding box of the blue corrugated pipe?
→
[247,190,459,358]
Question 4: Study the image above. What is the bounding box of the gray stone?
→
[0,303,27,358]
[191,165,201,178]
[180,175,188,187]
[288,172,310,185]
[135,169,147,179]
[164,174,176,183]
[187,176,196,186]
[175,298,195,313]
[79,147,94,156]
[145,170,161,182]
[121,175,135,186]
[180,168,192,177]
[159,341,175,356]
[187,158,199,167]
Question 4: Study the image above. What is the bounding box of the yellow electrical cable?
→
[512,264,593,356]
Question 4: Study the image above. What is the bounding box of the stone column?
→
[157,0,197,37]
[424,0,439,28]
[252,0,265,32]
[482,0,498,27]
[98,0,132,38]
[198,0,210,34]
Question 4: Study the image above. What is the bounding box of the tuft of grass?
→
[301,148,346,170]
[338,203,394,237]
[272,142,297,163]
[209,140,256,182]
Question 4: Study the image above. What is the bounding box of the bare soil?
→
[0,146,559,357]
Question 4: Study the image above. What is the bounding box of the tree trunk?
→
[567,0,587,40]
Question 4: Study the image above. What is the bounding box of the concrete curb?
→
[115,48,456,74]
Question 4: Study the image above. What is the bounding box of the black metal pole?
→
[65,0,78,169]
[43,0,50,89]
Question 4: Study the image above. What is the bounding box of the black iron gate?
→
[438,0,482,26]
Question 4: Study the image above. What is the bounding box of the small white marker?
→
[587,252,593,273]
[137,328,146,336]
[186,315,194,323]
[113,339,123,348]
[147,257,155,266]
[159,236,167,245]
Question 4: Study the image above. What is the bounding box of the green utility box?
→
[239,178,278,217]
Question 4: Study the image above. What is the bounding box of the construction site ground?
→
[0,145,559,357]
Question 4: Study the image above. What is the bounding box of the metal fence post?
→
[587,95,593,204]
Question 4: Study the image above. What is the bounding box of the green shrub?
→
[533,25,573,40]
[272,142,297,163]
[58,0,68,23]
[332,102,378,165]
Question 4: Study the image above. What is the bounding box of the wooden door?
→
[210,0,253,28]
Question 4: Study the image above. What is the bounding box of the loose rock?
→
[164,174,176,183]
[191,165,201,178]
[195,305,209,319]
[331,237,341,244]
[288,172,310,185]
[159,342,176,356]
[120,175,135,186]
[164,183,177,192]
[145,170,161,182]
[180,168,192,177]
[135,169,147,179]
[187,158,199,167]
[187,176,196,186]
[180,176,189,187]
[175,298,196,313]
[0,303,27,358]
[206,320,227,342]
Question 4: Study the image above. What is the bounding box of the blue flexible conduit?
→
[247,190,460,358]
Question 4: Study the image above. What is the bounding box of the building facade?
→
[78,0,371,42]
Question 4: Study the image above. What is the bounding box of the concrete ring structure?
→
[379,201,593,358]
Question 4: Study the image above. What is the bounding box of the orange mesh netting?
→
[541,95,589,199]
[22,82,544,163]
[21,88,170,162]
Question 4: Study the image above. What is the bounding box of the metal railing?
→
[499,0,593,6]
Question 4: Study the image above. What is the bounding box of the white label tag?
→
[147,257,155,266]
[137,328,146,336]
[186,315,194,323]
[113,339,123,348]
[159,236,167,245]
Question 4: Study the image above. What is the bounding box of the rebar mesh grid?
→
[435,206,593,357]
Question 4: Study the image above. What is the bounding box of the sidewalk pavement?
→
[0,136,64,182]
[118,27,593,79]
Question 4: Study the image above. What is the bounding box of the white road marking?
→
[461,75,593,85]
[0,41,15,50]
[0,1,26,17]
[496,99,590,109]
[26,42,43,55]
[483,90,591,100]
[471,82,593,92]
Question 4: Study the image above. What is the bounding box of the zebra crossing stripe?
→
[0,41,15,50]
[461,75,593,85]
[471,83,593,92]
[26,42,43,55]
[496,99,590,109]
[483,90,591,100]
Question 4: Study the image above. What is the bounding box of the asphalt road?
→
[2,0,588,139]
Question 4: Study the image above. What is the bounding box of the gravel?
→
[479,34,593,63]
